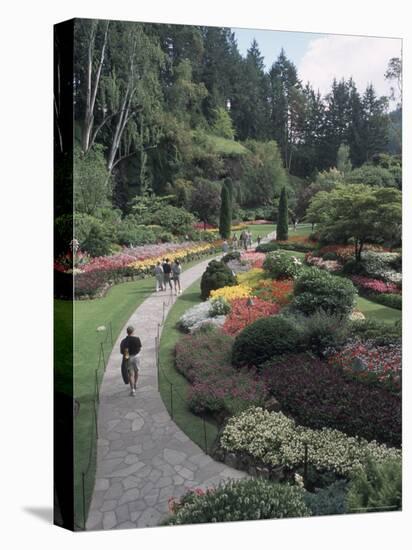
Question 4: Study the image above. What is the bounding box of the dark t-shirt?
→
[162,262,172,274]
[120,335,142,356]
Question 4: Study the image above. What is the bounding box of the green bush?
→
[263,250,303,280]
[276,186,288,241]
[256,242,279,253]
[163,479,310,525]
[346,458,402,513]
[200,260,237,300]
[80,218,112,256]
[304,481,348,516]
[117,219,157,246]
[350,319,402,345]
[296,310,351,356]
[293,268,357,316]
[232,315,304,367]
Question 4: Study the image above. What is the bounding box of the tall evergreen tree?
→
[361,84,389,161]
[276,186,288,240]
[219,182,232,238]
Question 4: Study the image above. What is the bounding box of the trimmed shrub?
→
[219,182,232,238]
[200,260,237,300]
[262,353,401,447]
[164,479,310,525]
[232,315,305,368]
[263,251,303,280]
[367,292,402,310]
[276,186,288,241]
[304,481,349,516]
[346,458,402,513]
[293,268,357,316]
[255,242,279,253]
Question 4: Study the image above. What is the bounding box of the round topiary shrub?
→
[232,315,304,367]
[263,250,303,280]
[163,479,310,525]
[221,251,241,263]
[200,260,237,300]
[293,267,357,316]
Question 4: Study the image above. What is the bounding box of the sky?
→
[232,28,402,106]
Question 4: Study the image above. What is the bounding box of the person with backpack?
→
[172,259,182,295]
[120,325,142,396]
[162,258,173,291]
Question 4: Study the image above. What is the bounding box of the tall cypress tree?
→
[219,182,232,238]
[276,186,288,241]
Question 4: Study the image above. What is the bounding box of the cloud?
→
[298,34,401,104]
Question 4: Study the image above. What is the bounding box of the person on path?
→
[172,259,182,295]
[222,240,229,254]
[232,233,238,250]
[256,234,261,246]
[162,258,173,291]
[154,261,164,291]
[247,231,252,248]
[120,325,142,396]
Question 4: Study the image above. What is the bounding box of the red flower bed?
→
[223,297,280,336]
[328,341,401,391]
[253,279,294,305]
[351,275,401,294]
[318,244,388,262]
[240,251,265,268]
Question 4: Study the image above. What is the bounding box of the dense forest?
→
[54,19,402,255]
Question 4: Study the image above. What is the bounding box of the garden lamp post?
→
[246,297,254,324]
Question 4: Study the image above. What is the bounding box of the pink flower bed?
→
[240,251,266,268]
[351,275,401,294]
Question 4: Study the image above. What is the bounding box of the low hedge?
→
[262,353,401,447]
[163,479,310,525]
[232,316,305,368]
[366,292,402,310]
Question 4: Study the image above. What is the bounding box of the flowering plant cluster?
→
[305,254,342,272]
[253,279,294,305]
[220,407,401,478]
[317,244,388,263]
[223,297,280,336]
[263,251,303,280]
[54,249,90,273]
[210,284,252,302]
[350,275,401,294]
[240,251,266,268]
[164,479,310,525]
[328,340,402,391]
[357,251,402,286]
[237,268,266,289]
[175,329,268,415]
[262,352,401,447]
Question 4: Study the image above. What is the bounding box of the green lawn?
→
[158,277,219,453]
[356,295,401,323]
[243,223,276,241]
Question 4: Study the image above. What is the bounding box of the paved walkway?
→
[86,232,278,531]
[86,257,247,531]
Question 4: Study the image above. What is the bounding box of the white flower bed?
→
[177,301,212,332]
[220,407,401,477]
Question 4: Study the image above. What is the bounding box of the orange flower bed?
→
[253,279,294,306]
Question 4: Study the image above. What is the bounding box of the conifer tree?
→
[276,186,288,241]
[219,182,232,238]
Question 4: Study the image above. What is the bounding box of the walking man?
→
[162,258,173,291]
[154,261,164,291]
[172,259,182,295]
[120,326,142,396]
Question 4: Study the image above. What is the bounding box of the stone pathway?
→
[86,257,247,531]
[86,231,277,531]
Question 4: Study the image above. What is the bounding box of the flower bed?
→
[237,268,266,289]
[350,275,401,294]
[210,284,252,302]
[305,254,342,272]
[220,407,401,478]
[262,353,401,447]
[328,340,402,391]
[223,297,280,336]
[317,244,388,263]
[240,251,266,268]
[175,329,268,416]
[253,279,294,305]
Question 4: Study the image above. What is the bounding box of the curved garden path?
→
[86,256,248,531]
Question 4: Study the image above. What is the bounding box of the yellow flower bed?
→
[237,268,265,289]
[129,242,221,273]
[210,284,252,302]
[206,223,248,233]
